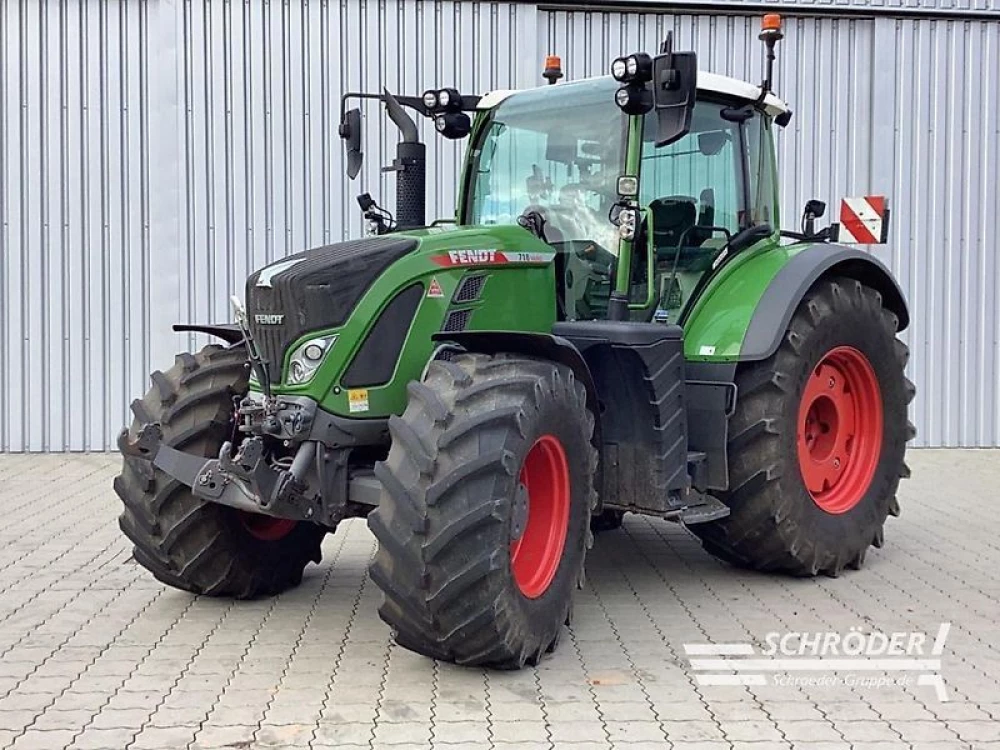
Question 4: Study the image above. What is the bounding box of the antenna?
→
[659,30,673,55]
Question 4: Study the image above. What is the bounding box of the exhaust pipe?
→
[384,88,426,229]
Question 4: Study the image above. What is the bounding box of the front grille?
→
[246,235,417,378]
[247,286,293,380]
[442,309,472,333]
[453,274,487,303]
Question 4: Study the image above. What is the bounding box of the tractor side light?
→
[618,207,638,240]
[614,84,653,115]
[287,335,337,385]
[422,90,439,111]
[611,57,629,82]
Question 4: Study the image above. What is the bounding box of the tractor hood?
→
[243,223,558,416]
[246,235,419,378]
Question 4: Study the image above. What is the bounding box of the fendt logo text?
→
[448,249,498,265]
[254,314,285,325]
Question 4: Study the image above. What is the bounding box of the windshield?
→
[466,79,627,256]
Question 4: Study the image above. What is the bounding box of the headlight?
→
[422,90,439,110]
[286,335,337,385]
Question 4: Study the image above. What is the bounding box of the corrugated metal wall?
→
[541,8,1000,448]
[0,0,537,451]
[2,0,998,450]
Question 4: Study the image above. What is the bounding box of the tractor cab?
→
[460,73,788,325]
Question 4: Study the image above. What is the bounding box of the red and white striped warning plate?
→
[839,196,889,244]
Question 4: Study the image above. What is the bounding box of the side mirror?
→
[804,199,826,218]
[339,108,363,179]
[802,199,826,236]
[651,41,697,147]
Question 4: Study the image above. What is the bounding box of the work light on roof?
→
[614,83,653,115]
[611,57,629,82]
[422,88,462,114]
[611,53,653,84]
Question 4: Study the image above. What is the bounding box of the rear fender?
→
[682,242,908,364]
[740,244,909,362]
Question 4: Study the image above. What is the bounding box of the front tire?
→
[115,344,328,598]
[368,353,598,668]
[691,277,914,576]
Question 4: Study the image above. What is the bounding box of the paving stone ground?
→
[0,450,998,749]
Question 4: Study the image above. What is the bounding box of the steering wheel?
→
[519,204,589,245]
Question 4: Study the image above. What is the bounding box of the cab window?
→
[637,102,746,318]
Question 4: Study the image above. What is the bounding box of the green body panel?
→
[262,224,557,418]
[681,233,809,362]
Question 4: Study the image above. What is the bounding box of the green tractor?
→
[117,17,914,668]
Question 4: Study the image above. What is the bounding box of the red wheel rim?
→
[796,346,883,514]
[509,435,571,599]
[239,512,297,541]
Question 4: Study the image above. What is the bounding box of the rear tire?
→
[368,353,598,668]
[115,344,327,598]
[691,277,914,576]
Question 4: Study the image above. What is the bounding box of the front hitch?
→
[118,424,338,526]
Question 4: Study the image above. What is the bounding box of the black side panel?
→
[342,284,423,388]
[685,360,737,491]
[553,321,689,515]
[741,244,909,361]
[246,236,418,374]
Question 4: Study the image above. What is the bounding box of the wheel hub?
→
[509,435,570,599]
[510,483,530,542]
[796,346,883,514]
[239,511,297,541]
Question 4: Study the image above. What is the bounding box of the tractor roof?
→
[478,72,789,117]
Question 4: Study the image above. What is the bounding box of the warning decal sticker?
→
[348,389,370,414]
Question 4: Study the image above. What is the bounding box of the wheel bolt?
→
[828,377,835,388]
[833,457,841,469]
